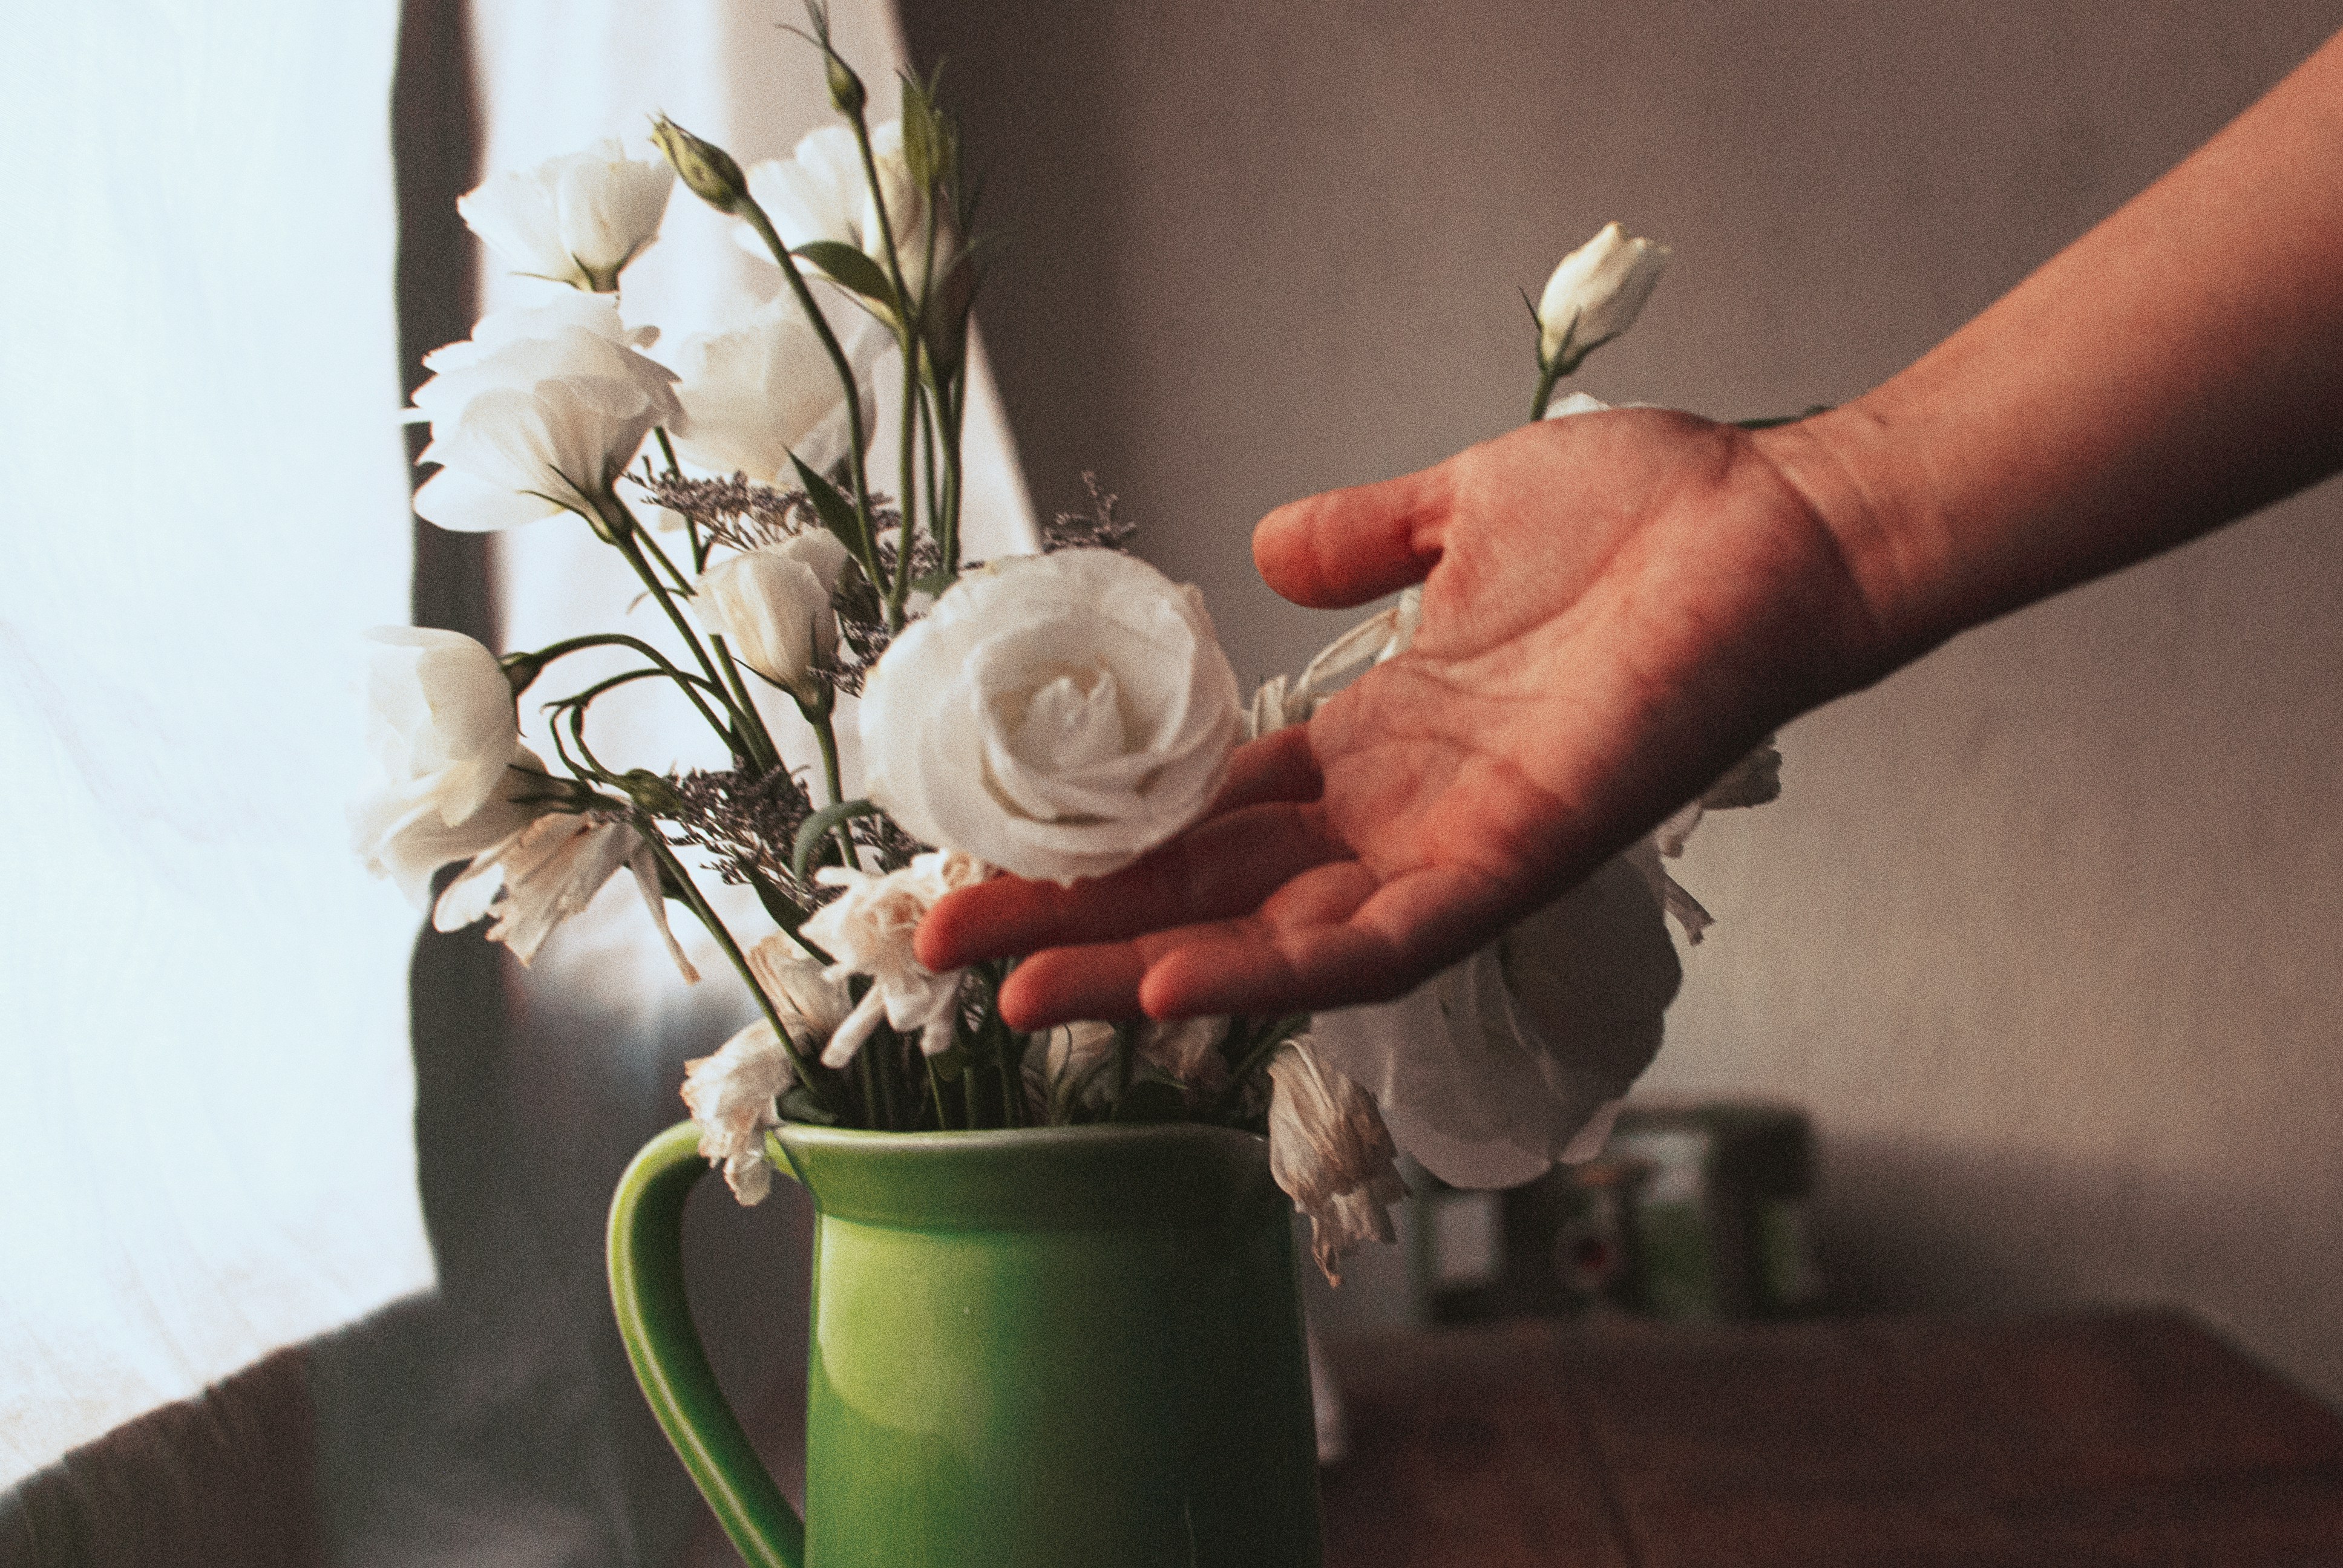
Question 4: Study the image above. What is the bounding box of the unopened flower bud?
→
[825,54,867,118]
[621,769,687,817]
[650,117,750,216]
[1536,221,1670,374]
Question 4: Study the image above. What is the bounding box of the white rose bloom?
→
[799,849,988,1066]
[680,1018,795,1204]
[432,810,700,982]
[409,293,680,533]
[740,121,943,309]
[351,626,541,904]
[666,293,885,483]
[457,139,674,293]
[1265,1039,1411,1285]
[1310,854,1683,1190]
[1536,222,1670,372]
[860,550,1244,884]
[694,541,841,697]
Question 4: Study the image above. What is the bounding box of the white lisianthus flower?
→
[799,849,988,1066]
[432,810,700,982]
[1245,587,1421,739]
[745,930,856,1045]
[1624,737,1783,945]
[680,1018,795,1204]
[860,550,1245,884]
[1311,854,1683,1190]
[1541,390,1614,420]
[351,626,543,904]
[693,534,847,697]
[1265,1038,1411,1285]
[1537,222,1671,373]
[457,139,675,293]
[741,121,945,314]
[665,293,885,483]
[1024,1019,1116,1120]
[409,293,680,533]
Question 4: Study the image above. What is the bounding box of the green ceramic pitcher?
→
[608,1118,1325,1568]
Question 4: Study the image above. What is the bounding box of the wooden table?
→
[1318,1312,2343,1567]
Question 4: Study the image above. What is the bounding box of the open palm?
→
[919,408,1879,1027]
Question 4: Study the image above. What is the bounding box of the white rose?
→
[1308,853,1683,1190]
[859,550,1244,884]
[665,293,885,483]
[456,139,674,293]
[409,293,680,532]
[694,537,844,696]
[350,627,539,904]
[1536,222,1670,373]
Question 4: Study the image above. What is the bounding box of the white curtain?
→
[0,4,432,1489]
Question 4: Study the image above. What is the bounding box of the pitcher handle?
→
[608,1120,806,1568]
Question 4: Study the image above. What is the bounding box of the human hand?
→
[918,408,1885,1027]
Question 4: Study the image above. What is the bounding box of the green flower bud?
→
[621,769,688,817]
[650,116,750,216]
[825,54,866,118]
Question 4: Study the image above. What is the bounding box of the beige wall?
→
[902,1,2343,1400]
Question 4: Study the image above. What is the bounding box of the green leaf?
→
[789,452,873,564]
[793,240,897,310]
[791,797,881,883]
[1111,1077,1188,1125]
[926,1042,972,1082]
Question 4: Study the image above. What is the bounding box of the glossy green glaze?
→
[608,1119,1323,1568]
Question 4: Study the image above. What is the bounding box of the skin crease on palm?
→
[919,27,2343,1030]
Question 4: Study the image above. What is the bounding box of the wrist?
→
[1746,399,1951,685]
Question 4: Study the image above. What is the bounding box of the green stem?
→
[856,1044,885,1131]
[707,634,784,775]
[1219,1014,1310,1109]
[925,1058,949,1131]
[796,688,861,871]
[735,198,886,594]
[527,629,738,755]
[592,494,732,704]
[644,829,837,1117]
[1529,361,1563,423]
[886,331,923,629]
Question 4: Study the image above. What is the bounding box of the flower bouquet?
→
[356,11,1777,1290]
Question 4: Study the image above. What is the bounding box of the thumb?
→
[1252,465,1449,609]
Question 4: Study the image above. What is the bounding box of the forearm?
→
[1759,28,2343,678]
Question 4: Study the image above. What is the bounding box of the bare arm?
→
[923,30,2343,1028]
